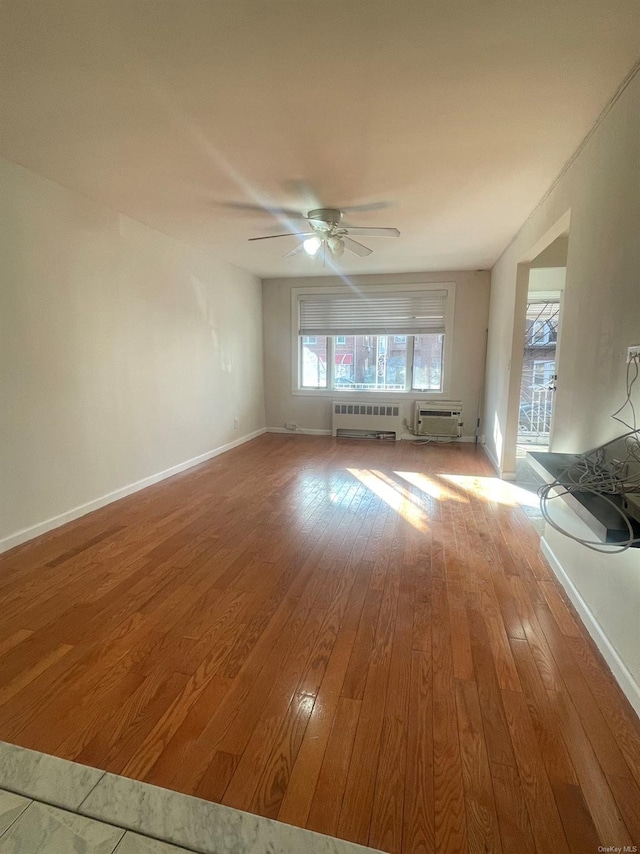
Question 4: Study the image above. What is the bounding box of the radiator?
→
[413,400,462,437]
[332,401,402,440]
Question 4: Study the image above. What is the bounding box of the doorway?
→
[515,233,567,469]
[517,298,560,452]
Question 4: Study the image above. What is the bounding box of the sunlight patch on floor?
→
[440,474,540,508]
[347,468,429,531]
[394,470,468,503]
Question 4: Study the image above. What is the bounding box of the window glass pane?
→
[334,335,406,391]
[532,360,555,387]
[334,335,354,386]
[412,333,444,391]
[301,337,327,388]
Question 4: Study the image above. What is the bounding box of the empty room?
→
[1,2,640,853]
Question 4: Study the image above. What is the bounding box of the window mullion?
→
[406,335,415,391]
[327,336,335,389]
[299,337,303,389]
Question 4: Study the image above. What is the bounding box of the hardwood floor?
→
[1,434,639,853]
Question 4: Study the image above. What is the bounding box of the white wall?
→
[528,266,566,293]
[530,235,569,268]
[483,70,640,710]
[262,271,490,437]
[0,157,265,549]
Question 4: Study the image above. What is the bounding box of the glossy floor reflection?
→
[0,435,639,853]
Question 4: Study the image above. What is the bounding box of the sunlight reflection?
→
[395,470,468,503]
[493,413,503,463]
[370,470,433,513]
[347,468,428,531]
[297,692,317,717]
[440,474,539,507]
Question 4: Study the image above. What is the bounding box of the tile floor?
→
[0,741,381,854]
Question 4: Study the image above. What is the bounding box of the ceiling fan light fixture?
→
[303,236,321,256]
[327,235,345,258]
[244,201,399,262]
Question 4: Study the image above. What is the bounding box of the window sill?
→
[292,389,448,398]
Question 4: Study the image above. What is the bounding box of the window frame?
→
[292,282,455,397]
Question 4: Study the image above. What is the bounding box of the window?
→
[525,302,559,347]
[527,320,555,345]
[294,284,454,393]
[300,336,327,388]
[532,360,555,388]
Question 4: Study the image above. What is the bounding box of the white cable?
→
[538,480,640,554]
[536,353,640,552]
[405,420,458,444]
[611,355,639,432]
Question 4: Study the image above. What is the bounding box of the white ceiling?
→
[1,1,639,278]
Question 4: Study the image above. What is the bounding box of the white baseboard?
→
[483,444,501,474]
[540,536,640,719]
[0,428,266,555]
[400,433,479,443]
[268,427,480,443]
[482,444,516,480]
[266,426,332,436]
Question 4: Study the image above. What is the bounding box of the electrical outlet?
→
[627,346,640,363]
[233,418,239,430]
[284,422,298,431]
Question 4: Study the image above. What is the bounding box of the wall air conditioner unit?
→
[413,400,462,438]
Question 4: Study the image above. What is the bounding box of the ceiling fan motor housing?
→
[308,208,342,230]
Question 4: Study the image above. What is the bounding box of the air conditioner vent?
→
[413,400,462,438]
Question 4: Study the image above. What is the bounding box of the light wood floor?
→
[1,435,639,853]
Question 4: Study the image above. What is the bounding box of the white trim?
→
[267,426,332,436]
[483,443,501,474]
[401,433,477,443]
[291,389,451,399]
[482,443,516,480]
[0,428,266,555]
[267,426,477,442]
[540,536,640,719]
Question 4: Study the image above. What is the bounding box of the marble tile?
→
[81,773,383,854]
[0,741,104,811]
[0,791,31,837]
[116,831,194,854]
[0,801,123,854]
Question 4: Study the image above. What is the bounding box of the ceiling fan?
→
[244,207,400,259]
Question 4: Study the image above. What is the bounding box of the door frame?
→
[502,210,570,478]
[518,292,564,448]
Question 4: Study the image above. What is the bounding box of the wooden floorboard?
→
[1,434,640,853]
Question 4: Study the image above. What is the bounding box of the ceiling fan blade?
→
[282,180,323,210]
[343,227,400,238]
[248,232,314,242]
[283,244,306,259]
[340,201,391,213]
[343,236,373,257]
[219,202,307,218]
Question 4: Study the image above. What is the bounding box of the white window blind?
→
[298,289,447,336]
